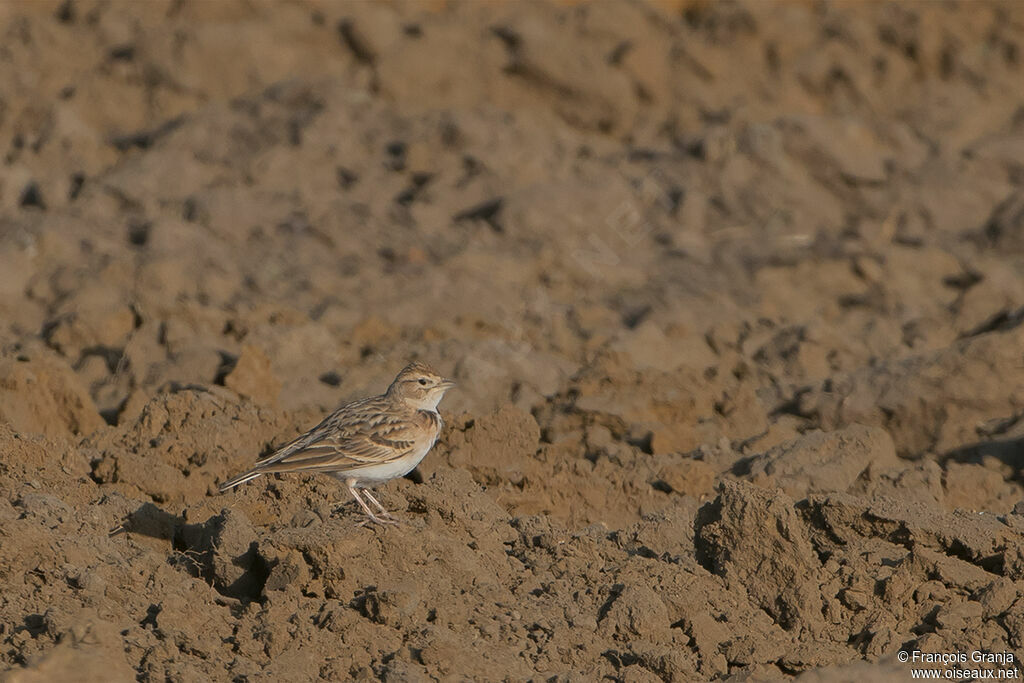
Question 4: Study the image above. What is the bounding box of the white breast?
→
[337,413,441,487]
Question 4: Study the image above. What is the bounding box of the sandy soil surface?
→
[2,0,1024,680]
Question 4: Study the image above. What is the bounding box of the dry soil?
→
[2,1,1024,681]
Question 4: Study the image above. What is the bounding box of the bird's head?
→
[386,361,455,410]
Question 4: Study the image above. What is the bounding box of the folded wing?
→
[250,400,419,475]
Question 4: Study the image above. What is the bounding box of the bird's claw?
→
[356,514,399,527]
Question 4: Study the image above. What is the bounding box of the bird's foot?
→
[356,512,399,527]
[361,489,398,520]
[349,485,400,526]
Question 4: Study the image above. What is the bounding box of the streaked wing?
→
[252,397,422,475]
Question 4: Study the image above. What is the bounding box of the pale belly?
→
[331,437,436,488]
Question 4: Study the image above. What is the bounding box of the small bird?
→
[220,361,455,525]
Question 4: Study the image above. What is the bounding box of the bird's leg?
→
[347,481,396,526]
[361,489,396,520]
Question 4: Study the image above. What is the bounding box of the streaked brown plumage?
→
[220,361,455,524]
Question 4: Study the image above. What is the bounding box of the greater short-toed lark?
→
[220,361,455,525]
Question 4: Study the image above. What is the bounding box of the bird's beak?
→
[440,378,456,389]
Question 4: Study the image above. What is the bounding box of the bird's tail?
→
[218,469,264,492]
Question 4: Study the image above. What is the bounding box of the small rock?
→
[743,425,900,499]
[263,549,310,593]
[225,345,281,406]
[934,600,983,631]
[696,481,824,635]
[656,458,715,498]
[176,508,266,599]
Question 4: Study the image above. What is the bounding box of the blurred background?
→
[4,0,1020,431]
[2,0,1024,679]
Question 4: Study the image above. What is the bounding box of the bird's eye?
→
[418,378,428,385]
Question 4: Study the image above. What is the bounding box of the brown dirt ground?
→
[2,0,1024,680]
